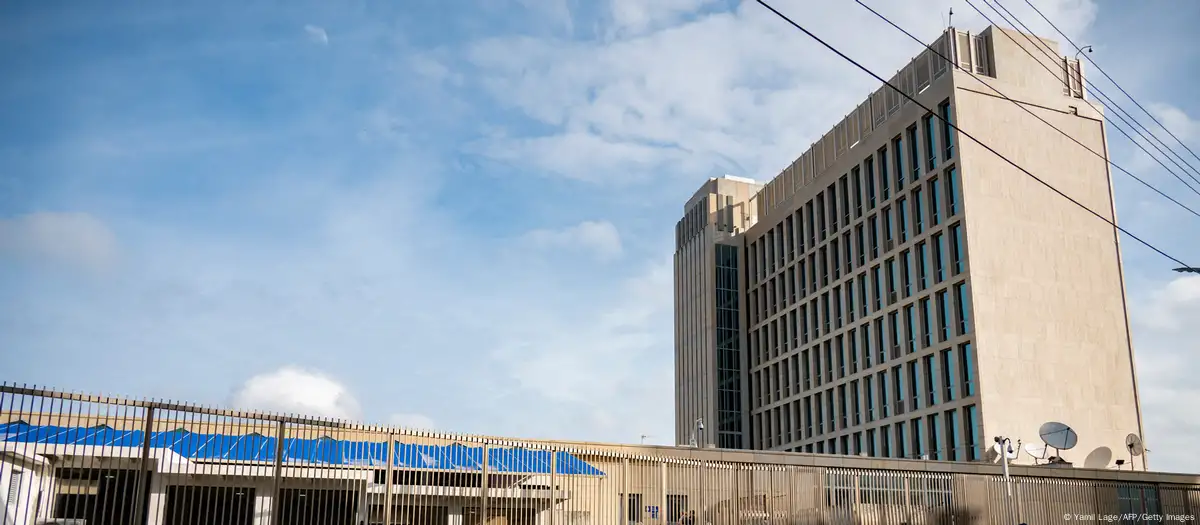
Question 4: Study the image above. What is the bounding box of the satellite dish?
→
[992,442,1018,460]
[1083,447,1113,469]
[1024,443,1047,460]
[1038,422,1078,451]
[1125,434,1144,456]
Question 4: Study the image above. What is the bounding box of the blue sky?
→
[1,0,1197,470]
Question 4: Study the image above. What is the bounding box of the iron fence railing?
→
[1,383,1197,525]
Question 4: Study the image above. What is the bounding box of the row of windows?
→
[748,172,963,329]
[747,101,957,292]
[749,274,972,378]
[714,244,743,444]
[761,404,982,463]
[752,342,977,447]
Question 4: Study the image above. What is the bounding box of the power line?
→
[850,0,1200,219]
[750,0,1192,268]
[1021,0,1200,174]
[975,0,1200,192]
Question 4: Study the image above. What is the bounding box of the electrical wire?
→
[751,0,1192,268]
[974,0,1200,192]
[850,0,1200,219]
[1021,0,1200,175]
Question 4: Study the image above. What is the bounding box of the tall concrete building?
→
[673,25,1146,469]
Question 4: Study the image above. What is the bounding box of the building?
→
[672,25,1145,469]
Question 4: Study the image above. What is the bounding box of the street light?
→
[995,436,1020,522]
[689,419,706,448]
[1075,45,1093,60]
[1174,267,1200,274]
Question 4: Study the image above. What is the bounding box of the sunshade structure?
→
[0,421,604,476]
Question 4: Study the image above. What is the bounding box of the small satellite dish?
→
[1125,434,1144,456]
[992,442,1018,460]
[1038,422,1079,451]
[1083,446,1113,469]
[1024,443,1047,460]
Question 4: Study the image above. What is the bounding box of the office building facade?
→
[673,26,1145,468]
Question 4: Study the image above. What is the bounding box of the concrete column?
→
[253,488,274,525]
[144,472,168,525]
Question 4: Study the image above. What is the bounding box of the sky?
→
[0,0,1197,471]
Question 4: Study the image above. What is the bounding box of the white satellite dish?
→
[1024,443,1047,462]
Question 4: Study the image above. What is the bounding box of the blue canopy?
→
[0,421,603,476]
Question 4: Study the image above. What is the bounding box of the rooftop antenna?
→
[1038,421,1079,466]
[640,434,654,445]
[948,8,954,29]
[1125,433,1144,471]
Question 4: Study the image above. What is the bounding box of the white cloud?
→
[522,220,623,261]
[1131,276,1200,474]
[466,0,1100,184]
[304,24,329,45]
[389,413,437,431]
[0,212,118,272]
[231,366,361,419]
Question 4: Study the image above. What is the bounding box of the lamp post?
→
[995,436,1019,523]
[1075,45,1093,60]
[689,419,706,448]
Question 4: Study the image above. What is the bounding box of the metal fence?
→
[2,384,1198,525]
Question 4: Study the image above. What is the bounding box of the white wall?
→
[1,455,52,525]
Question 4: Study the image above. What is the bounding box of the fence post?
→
[270,420,286,525]
[131,404,155,525]
[660,461,667,525]
[549,449,557,525]
[481,444,490,525]
[384,431,395,525]
[622,458,630,525]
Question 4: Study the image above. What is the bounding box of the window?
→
[878,371,890,418]
[908,361,921,411]
[950,223,964,275]
[880,424,892,457]
[893,366,905,415]
[946,409,960,461]
[960,343,976,397]
[798,260,808,298]
[621,493,643,523]
[852,167,863,218]
[858,273,869,317]
[866,158,877,209]
[924,354,939,406]
[831,239,841,280]
[923,114,938,171]
[849,329,859,373]
[806,201,816,247]
[929,178,942,226]
[892,136,904,189]
[872,265,883,311]
[828,184,839,232]
[912,187,924,234]
[822,292,831,333]
[921,297,931,347]
[942,349,957,402]
[816,194,827,242]
[874,318,886,364]
[940,101,955,160]
[882,206,893,245]
[804,397,814,437]
[880,155,891,200]
[785,216,795,260]
[928,413,942,460]
[820,247,829,287]
[838,384,848,429]
[837,336,846,378]
[888,312,900,359]
[897,197,909,242]
[932,233,946,283]
[945,166,959,216]
[802,350,811,390]
[861,323,872,369]
[864,375,875,422]
[8,469,22,505]
[955,282,971,335]
[840,175,851,226]
[901,250,913,298]
[843,232,853,275]
[866,428,877,456]
[936,290,950,342]
[904,305,917,354]
[895,421,908,459]
[911,417,924,458]
[965,404,981,461]
[847,279,856,323]
[921,242,931,291]
[907,126,920,180]
[869,216,879,259]
[885,258,897,304]
[855,224,866,266]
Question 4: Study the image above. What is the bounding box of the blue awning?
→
[1,421,603,475]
